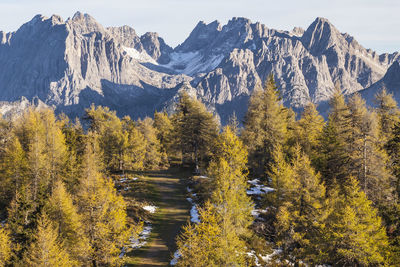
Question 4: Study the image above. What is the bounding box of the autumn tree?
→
[174,92,219,170]
[0,227,11,267]
[77,137,131,266]
[22,213,74,267]
[242,75,289,178]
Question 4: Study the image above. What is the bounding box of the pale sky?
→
[0,0,398,53]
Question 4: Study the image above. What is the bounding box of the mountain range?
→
[0,11,399,122]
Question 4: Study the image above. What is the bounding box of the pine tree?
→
[0,228,11,267]
[242,74,289,178]
[77,138,130,266]
[45,180,90,265]
[387,121,400,198]
[22,213,74,267]
[324,177,390,266]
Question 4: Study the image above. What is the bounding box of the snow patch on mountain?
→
[122,46,158,65]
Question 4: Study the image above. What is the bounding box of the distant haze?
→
[0,0,399,53]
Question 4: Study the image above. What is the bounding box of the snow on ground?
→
[170,250,182,265]
[247,179,274,195]
[122,46,158,65]
[247,249,282,266]
[186,197,200,223]
[197,175,208,179]
[142,205,157,214]
[120,223,153,258]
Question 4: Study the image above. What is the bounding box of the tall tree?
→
[45,180,90,265]
[274,148,327,265]
[175,92,219,170]
[294,102,325,168]
[324,177,390,266]
[242,75,289,178]
[153,111,175,159]
[0,227,11,267]
[375,88,400,145]
[22,213,74,267]
[77,137,130,266]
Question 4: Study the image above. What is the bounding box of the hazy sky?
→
[0,0,398,53]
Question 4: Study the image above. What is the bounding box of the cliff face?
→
[0,12,398,122]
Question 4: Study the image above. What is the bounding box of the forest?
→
[0,75,400,266]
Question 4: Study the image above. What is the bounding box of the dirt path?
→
[130,168,191,266]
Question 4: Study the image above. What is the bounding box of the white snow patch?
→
[142,205,157,214]
[190,205,200,223]
[170,250,182,265]
[122,46,158,65]
[247,179,274,195]
[161,51,224,75]
[186,186,193,193]
[247,249,282,266]
[130,224,153,249]
[197,175,209,179]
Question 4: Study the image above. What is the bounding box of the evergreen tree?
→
[121,117,146,171]
[22,213,74,267]
[242,75,288,178]
[387,121,400,198]
[0,228,11,267]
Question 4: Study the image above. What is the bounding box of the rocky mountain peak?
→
[68,11,105,34]
[301,17,340,53]
[176,20,222,52]
[382,61,400,87]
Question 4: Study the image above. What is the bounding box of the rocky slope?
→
[0,12,398,122]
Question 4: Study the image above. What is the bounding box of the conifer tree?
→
[242,75,288,177]
[176,202,241,267]
[387,121,400,198]
[375,88,400,145]
[175,92,219,170]
[23,213,74,267]
[77,137,130,266]
[121,117,146,171]
[294,102,325,168]
[209,127,253,237]
[324,177,390,266]
[153,111,174,159]
[346,94,393,204]
[0,135,27,209]
[274,148,327,264]
[0,228,11,267]
[45,180,90,265]
[320,89,351,188]
[137,117,168,169]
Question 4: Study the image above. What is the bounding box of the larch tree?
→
[174,91,219,171]
[77,137,131,266]
[22,213,74,267]
[45,180,90,265]
[153,111,175,159]
[324,177,390,266]
[0,227,11,267]
[242,74,289,178]
[275,148,327,265]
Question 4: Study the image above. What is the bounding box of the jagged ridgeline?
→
[0,12,399,122]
